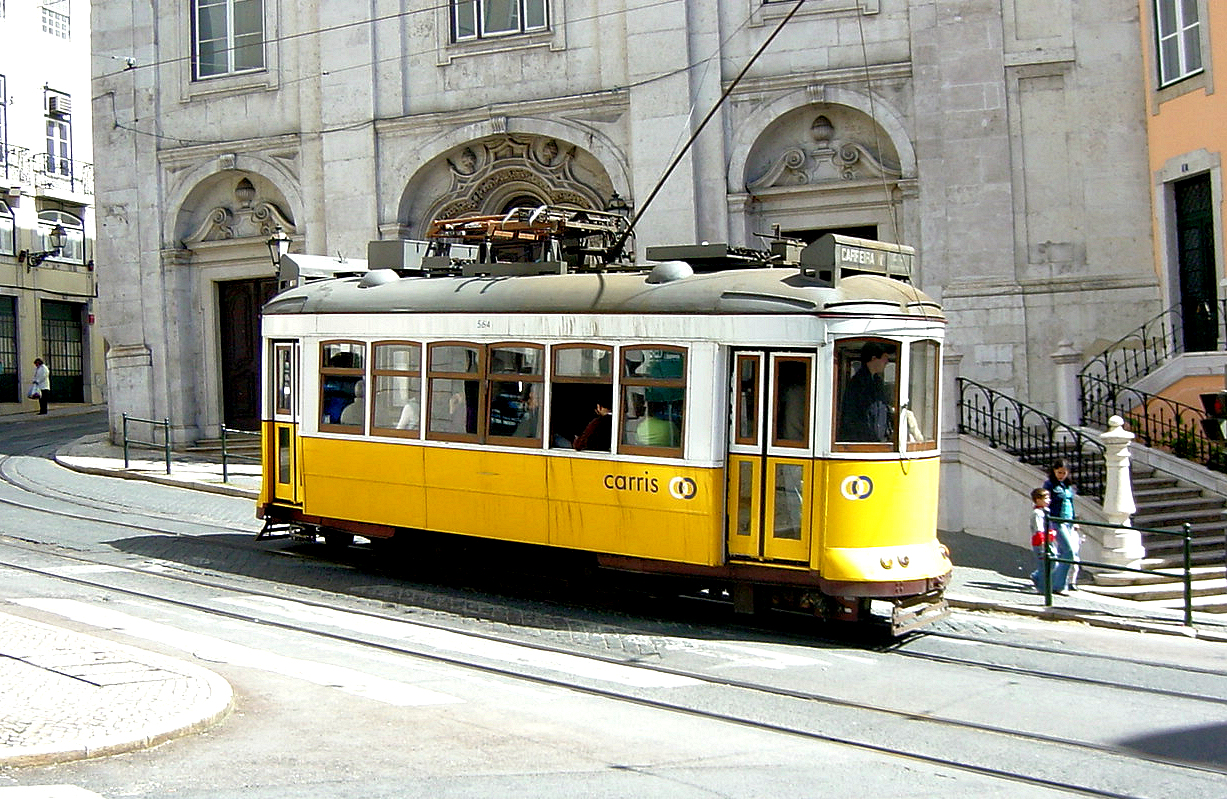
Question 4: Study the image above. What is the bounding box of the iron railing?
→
[1040,516,1198,627]
[121,413,172,474]
[1079,374,1227,473]
[1078,301,1227,400]
[957,377,1106,502]
[220,426,260,483]
[30,152,94,196]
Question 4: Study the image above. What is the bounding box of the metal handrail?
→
[1078,374,1227,472]
[220,426,260,483]
[121,413,171,474]
[957,377,1106,502]
[1041,516,1197,627]
[1077,300,1227,393]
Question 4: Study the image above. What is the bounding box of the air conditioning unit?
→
[47,94,71,117]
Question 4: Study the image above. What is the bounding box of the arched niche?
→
[176,172,297,249]
[733,103,915,246]
[397,134,619,236]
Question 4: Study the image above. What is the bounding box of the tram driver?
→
[837,341,896,443]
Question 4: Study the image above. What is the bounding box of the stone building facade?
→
[0,0,104,415]
[90,0,1161,441]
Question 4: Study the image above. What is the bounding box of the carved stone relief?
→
[178,174,296,246]
[745,109,901,191]
[423,135,610,223]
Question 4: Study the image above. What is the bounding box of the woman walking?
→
[1043,459,1080,592]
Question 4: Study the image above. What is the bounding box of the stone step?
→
[1092,564,1222,587]
[1083,574,1227,604]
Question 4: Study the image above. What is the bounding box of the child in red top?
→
[1029,487,1058,594]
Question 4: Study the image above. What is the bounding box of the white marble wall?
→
[90,0,1161,440]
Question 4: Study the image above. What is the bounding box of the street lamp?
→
[266,225,291,273]
[19,224,68,269]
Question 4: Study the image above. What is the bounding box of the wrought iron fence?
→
[957,377,1106,502]
[1077,301,1227,402]
[1079,374,1227,473]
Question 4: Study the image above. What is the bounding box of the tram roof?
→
[263,265,944,321]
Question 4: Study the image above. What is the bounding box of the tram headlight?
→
[880,557,894,570]
[898,555,910,568]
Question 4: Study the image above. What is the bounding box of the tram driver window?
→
[320,341,366,431]
[620,347,686,456]
[550,345,613,451]
[834,339,899,449]
[906,340,940,450]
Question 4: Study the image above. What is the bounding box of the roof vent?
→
[646,260,694,284]
[357,269,399,288]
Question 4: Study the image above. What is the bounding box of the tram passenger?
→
[338,380,365,426]
[573,403,612,451]
[838,342,895,442]
[635,402,680,447]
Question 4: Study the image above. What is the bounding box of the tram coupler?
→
[889,590,950,636]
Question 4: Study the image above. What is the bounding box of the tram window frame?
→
[771,355,812,449]
[427,342,484,442]
[618,345,686,457]
[550,344,614,452]
[905,340,940,452]
[486,342,545,448]
[370,341,422,439]
[832,338,900,453]
[319,340,367,433]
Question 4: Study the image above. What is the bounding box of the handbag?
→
[28,383,40,399]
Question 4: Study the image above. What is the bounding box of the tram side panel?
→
[289,434,727,566]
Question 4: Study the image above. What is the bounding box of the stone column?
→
[1050,340,1082,427]
[942,348,964,436]
[1093,415,1146,572]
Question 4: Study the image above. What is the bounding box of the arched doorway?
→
[177,174,297,433]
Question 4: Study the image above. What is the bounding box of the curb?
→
[0,615,234,768]
[52,454,259,500]
[948,596,1227,642]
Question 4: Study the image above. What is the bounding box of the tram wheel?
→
[322,531,355,551]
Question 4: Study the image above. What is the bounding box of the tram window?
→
[320,341,366,431]
[487,343,544,446]
[620,347,686,456]
[906,340,940,451]
[371,342,422,437]
[773,358,811,448]
[734,355,759,446]
[833,339,899,451]
[427,343,482,441]
[551,345,613,451]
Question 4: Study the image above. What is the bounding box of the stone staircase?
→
[1087,467,1227,612]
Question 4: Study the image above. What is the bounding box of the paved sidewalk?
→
[0,613,231,768]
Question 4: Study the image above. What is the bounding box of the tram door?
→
[726,351,814,562]
[270,341,301,504]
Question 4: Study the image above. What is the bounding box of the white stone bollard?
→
[1093,415,1146,573]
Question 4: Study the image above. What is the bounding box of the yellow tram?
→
[258,209,951,633]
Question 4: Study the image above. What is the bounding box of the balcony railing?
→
[2,145,32,184]
[30,152,93,196]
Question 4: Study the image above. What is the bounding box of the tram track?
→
[1,454,1226,795]
[2,542,1225,799]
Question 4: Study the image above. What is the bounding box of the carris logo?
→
[840,475,874,501]
[668,476,698,500]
